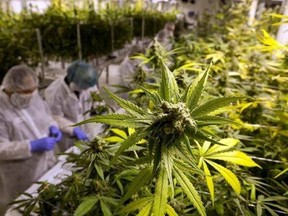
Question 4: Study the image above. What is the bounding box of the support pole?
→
[141,15,145,40]
[110,21,114,53]
[77,22,82,60]
[276,0,288,45]
[21,0,27,11]
[36,28,45,82]
[248,0,259,26]
[130,17,133,40]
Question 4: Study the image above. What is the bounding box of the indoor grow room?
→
[1,0,288,215]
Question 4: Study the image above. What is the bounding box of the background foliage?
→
[0,2,176,82]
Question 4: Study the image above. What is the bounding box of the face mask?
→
[69,82,82,92]
[10,92,33,109]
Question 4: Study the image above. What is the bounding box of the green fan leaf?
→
[139,86,163,106]
[137,202,153,216]
[110,128,128,139]
[112,128,151,163]
[153,167,169,216]
[104,86,149,117]
[205,138,240,155]
[206,160,241,194]
[195,116,238,126]
[103,136,125,143]
[74,196,98,216]
[166,204,179,216]
[100,200,112,216]
[206,151,261,167]
[202,161,214,203]
[75,114,150,128]
[183,62,211,111]
[163,150,174,195]
[173,166,206,216]
[191,96,245,118]
[95,163,104,181]
[159,63,179,103]
[120,166,153,204]
[117,197,154,214]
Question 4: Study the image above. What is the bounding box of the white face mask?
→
[10,92,34,109]
[69,82,81,92]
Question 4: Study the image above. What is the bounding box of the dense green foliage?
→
[0,3,175,81]
[11,1,288,215]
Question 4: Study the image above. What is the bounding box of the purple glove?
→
[73,127,89,141]
[30,137,57,152]
[49,125,62,142]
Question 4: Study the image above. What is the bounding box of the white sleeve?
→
[52,115,74,135]
[0,115,32,160]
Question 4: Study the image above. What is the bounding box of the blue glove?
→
[49,125,62,142]
[30,137,57,152]
[73,127,89,141]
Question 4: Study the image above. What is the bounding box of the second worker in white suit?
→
[45,60,101,152]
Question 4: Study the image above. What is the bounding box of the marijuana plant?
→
[80,59,259,215]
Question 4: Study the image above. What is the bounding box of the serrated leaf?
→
[262,204,278,216]
[103,136,125,143]
[163,150,174,195]
[137,202,152,216]
[112,128,151,163]
[263,196,288,202]
[205,138,239,155]
[206,160,241,194]
[75,114,150,128]
[110,128,128,139]
[99,196,118,205]
[120,166,153,204]
[173,166,206,216]
[104,86,149,117]
[206,151,260,167]
[203,161,214,203]
[202,141,211,155]
[74,196,98,216]
[159,63,179,103]
[117,197,154,214]
[139,86,162,106]
[95,163,104,180]
[191,96,245,118]
[195,116,238,126]
[264,203,288,212]
[166,204,178,216]
[153,167,169,216]
[274,167,288,179]
[183,63,211,111]
[100,200,112,216]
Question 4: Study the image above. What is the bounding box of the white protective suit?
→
[44,77,100,151]
[155,28,174,51]
[119,56,141,87]
[0,89,57,214]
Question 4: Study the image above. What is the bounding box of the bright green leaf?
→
[206,151,260,167]
[203,161,214,203]
[153,167,169,216]
[74,196,98,216]
[117,197,154,214]
[206,160,241,194]
[173,166,206,216]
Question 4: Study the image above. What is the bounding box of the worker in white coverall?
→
[0,65,62,214]
[44,60,101,152]
[152,21,175,51]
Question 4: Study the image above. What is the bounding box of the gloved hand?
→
[30,137,57,152]
[73,127,89,141]
[49,125,62,142]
